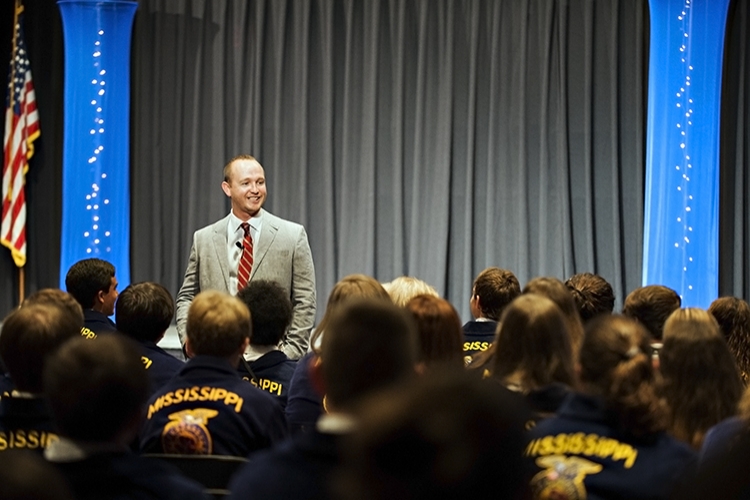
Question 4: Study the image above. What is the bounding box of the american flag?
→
[2,1,39,268]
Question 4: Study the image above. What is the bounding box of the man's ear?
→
[309,355,326,397]
[185,338,196,358]
[221,181,232,197]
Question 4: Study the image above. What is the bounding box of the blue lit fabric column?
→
[58,0,136,289]
[643,0,730,307]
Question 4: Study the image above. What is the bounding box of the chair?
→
[143,454,248,498]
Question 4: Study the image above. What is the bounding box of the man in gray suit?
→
[175,155,316,359]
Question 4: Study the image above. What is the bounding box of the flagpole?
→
[19,268,25,304]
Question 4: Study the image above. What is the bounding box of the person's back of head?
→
[23,289,84,326]
[493,294,575,391]
[471,267,521,321]
[115,282,174,343]
[405,295,463,370]
[237,280,293,346]
[660,308,743,448]
[709,296,750,384]
[320,298,418,412]
[622,285,681,342]
[185,290,251,358]
[382,276,438,308]
[64,258,116,310]
[523,276,585,356]
[0,303,82,393]
[580,315,667,436]
[337,371,530,500]
[564,272,615,322]
[44,335,149,444]
[311,274,391,352]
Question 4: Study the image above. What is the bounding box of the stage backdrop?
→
[129,0,648,319]
[3,0,748,320]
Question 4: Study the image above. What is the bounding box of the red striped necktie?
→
[237,222,254,292]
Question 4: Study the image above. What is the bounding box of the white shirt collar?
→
[243,343,280,362]
[228,209,262,234]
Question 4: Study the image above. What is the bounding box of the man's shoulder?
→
[462,320,498,334]
[82,310,117,336]
[139,342,185,380]
[194,215,231,237]
[263,210,304,232]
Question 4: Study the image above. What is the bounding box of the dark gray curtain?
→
[0,0,64,314]
[719,0,750,299]
[130,0,649,319]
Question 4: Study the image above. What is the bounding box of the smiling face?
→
[222,158,267,220]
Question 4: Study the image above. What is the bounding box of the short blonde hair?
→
[187,290,250,357]
[383,276,439,308]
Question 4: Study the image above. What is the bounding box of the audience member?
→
[115,282,184,395]
[406,295,464,371]
[23,288,84,324]
[709,296,750,385]
[286,274,391,434]
[7,289,84,396]
[660,308,743,449]
[492,294,575,426]
[140,290,286,456]
[523,276,585,357]
[0,302,81,453]
[462,267,520,361]
[229,298,418,500]
[525,315,696,499]
[236,280,296,408]
[337,371,530,500]
[44,335,208,499]
[64,258,119,338]
[564,272,615,322]
[382,276,438,308]
[622,285,680,354]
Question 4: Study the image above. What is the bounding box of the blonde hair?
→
[187,290,251,357]
[383,276,439,308]
[661,308,743,448]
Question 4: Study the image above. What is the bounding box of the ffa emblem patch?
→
[530,455,602,500]
[161,408,219,454]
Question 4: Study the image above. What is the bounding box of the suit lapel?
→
[250,212,279,280]
[212,217,231,290]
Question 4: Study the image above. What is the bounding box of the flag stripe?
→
[1,2,39,268]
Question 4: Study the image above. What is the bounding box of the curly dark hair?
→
[709,297,750,385]
[237,280,293,346]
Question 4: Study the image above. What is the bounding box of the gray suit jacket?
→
[175,210,316,359]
